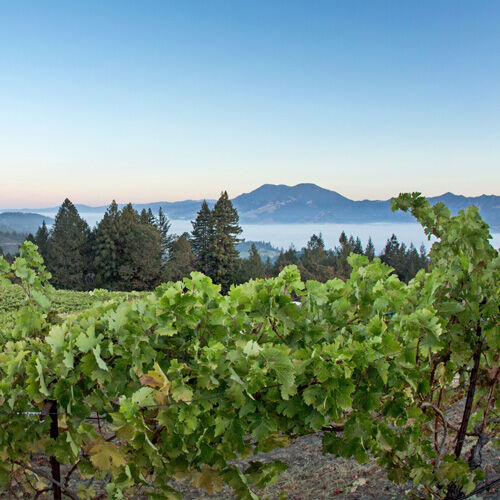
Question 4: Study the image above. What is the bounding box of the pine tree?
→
[191,200,214,275]
[419,244,429,270]
[34,221,50,263]
[94,201,120,289]
[334,231,354,279]
[156,207,173,260]
[353,237,363,255]
[46,198,92,290]
[273,245,299,275]
[140,209,150,225]
[94,202,162,290]
[117,204,162,290]
[364,237,375,261]
[299,233,334,282]
[209,192,242,292]
[264,256,273,277]
[163,234,196,282]
[238,243,265,283]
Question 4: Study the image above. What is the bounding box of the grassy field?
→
[0,285,139,332]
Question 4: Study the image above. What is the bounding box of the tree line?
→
[1,192,428,291]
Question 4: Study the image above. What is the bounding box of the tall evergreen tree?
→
[156,207,173,260]
[139,209,150,225]
[46,198,92,290]
[191,200,214,275]
[162,234,196,282]
[364,237,376,261]
[379,235,427,283]
[299,233,334,282]
[353,236,363,255]
[238,243,265,283]
[94,202,162,290]
[34,221,50,263]
[209,192,242,292]
[273,245,299,274]
[118,204,162,290]
[94,201,120,289]
[334,231,354,279]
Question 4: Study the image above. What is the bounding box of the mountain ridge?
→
[1,184,499,231]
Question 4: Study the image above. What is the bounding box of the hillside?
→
[0,230,26,255]
[0,212,54,234]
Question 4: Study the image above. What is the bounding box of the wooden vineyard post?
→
[49,400,62,500]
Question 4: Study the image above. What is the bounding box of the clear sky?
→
[1,1,499,207]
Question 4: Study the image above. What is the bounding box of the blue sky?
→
[1,1,499,207]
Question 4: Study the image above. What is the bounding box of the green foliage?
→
[0,194,498,499]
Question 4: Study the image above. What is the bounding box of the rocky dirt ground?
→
[169,431,500,500]
[2,430,497,499]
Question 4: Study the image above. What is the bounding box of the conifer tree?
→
[119,205,162,290]
[364,237,376,260]
[163,234,196,282]
[34,221,50,263]
[191,200,214,275]
[353,236,363,255]
[299,233,334,281]
[94,202,162,290]
[139,209,150,225]
[238,243,265,282]
[156,207,173,260]
[273,245,299,274]
[209,192,242,292]
[334,231,353,279]
[94,201,120,289]
[46,198,92,290]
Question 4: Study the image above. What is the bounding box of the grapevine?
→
[0,194,498,499]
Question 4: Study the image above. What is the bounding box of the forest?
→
[0,192,429,294]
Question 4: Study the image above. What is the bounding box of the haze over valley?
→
[2,183,499,252]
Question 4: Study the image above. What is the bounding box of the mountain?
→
[0,212,54,234]
[233,184,500,230]
[232,183,401,224]
[1,184,499,231]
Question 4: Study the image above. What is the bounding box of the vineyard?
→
[0,194,498,500]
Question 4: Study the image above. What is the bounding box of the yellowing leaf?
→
[87,441,126,471]
[192,465,224,494]
[171,385,193,403]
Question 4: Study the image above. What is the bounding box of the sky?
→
[1,0,499,208]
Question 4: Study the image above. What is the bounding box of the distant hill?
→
[0,229,27,255]
[2,184,499,231]
[0,212,54,234]
[237,240,281,261]
[1,201,217,221]
[232,184,500,231]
